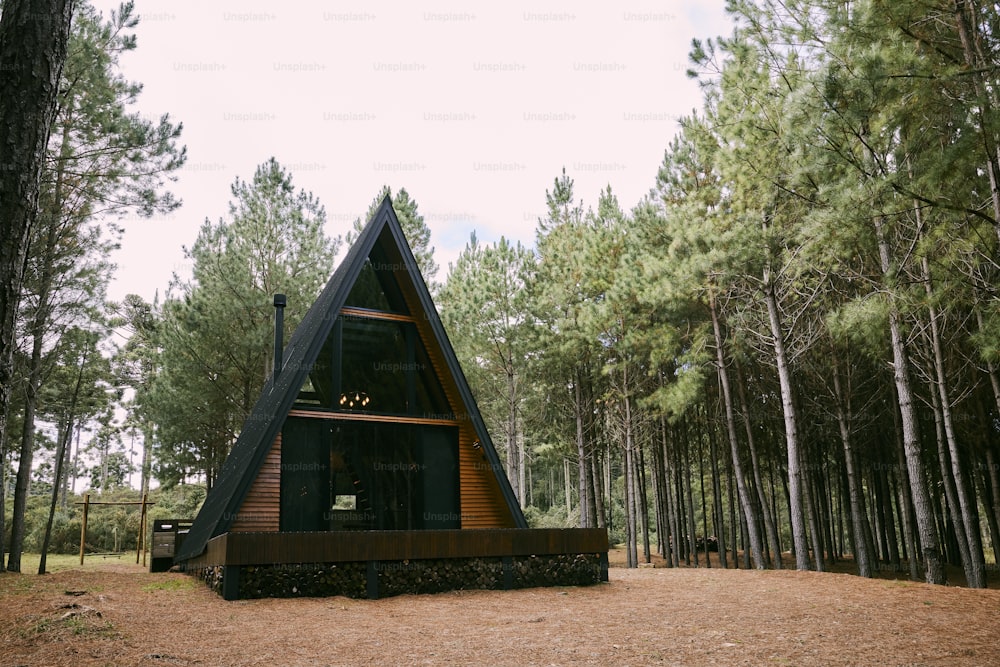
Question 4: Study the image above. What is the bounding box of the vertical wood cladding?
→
[230,434,281,532]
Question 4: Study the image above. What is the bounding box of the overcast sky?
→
[90,0,733,304]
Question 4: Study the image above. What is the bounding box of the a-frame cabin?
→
[175,198,607,599]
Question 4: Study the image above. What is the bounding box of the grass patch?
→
[10,552,137,574]
[0,570,42,595]
[64,616,119,638]
[18,612,119,640]
[143,577,197,592]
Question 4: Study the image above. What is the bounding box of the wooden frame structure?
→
[75,492,153,565]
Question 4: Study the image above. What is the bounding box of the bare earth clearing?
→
[2,552,999,667]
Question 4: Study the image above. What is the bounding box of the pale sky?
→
[88,0,733,303]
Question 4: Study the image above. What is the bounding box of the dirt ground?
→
[2,551,999,667]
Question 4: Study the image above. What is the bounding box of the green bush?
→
[523,504,577,529]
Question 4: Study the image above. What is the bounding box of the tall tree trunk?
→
[651,421,667,559]
[70,423,82,503]
[673,431,687,565]
[662,420,680,567]
[803,465,825,572]
[728,458,741,567]
[39,345,87,573]
[698,423,711,568]
[931,384,973,577]
[583,374,598,526]
[980,448,1000,565]
[59,423,74,507]
[763,266,810,570]
[0,427,7,564]
[871,462,889,563]
[832,360,875,577]
[591,453,606,529]
[7,219,58,571]
[518,430,526,509]
[506,369,520,506]
[563,457,572,515]
[0,3,76,546]
[879,470,900,569]
[979,312,1000,564]
[874,215,945,584]
[893,425,921,581]
[605,443,612,535]
[683,419,698,567]
[624,392,638,568]
[140,423,153,498]
[574,370,590,528]
[712,296,766,568]
[526,462,533,508]
[921,256,986,587]
[735,360,781,568]
[38,417,72,573]
[819,467,837,565]
[781,465,794,560]
[637,433,651,563]
[708,418,727,568]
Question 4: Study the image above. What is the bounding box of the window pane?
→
[340,318,409,414]
[412,334,451,418]
[343,249,409,314]
[294,334,334,408]
[280,420,461,531]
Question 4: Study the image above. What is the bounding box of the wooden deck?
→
[187,527,608,567]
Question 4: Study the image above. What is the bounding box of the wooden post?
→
[141,492,148,567]
[366,561,380,600]
[79,493,90,565]
[136,492,148,564]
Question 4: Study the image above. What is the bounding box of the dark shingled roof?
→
[175,197,526,562]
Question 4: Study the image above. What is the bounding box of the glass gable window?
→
[343,247,409,314]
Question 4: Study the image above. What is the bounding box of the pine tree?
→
[0,0,75,571]
[530,169,608,528]
[108,293,159,498]
[349,185,438,287]
[5,0,183,572]
[151,159,339,487]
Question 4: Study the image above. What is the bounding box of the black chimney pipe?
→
[273,293,286,381]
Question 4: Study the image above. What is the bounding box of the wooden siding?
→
[200,528,608,566]
[458,424,516,527]
[230,435,281,532]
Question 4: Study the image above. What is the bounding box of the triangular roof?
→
[176,197,526,562]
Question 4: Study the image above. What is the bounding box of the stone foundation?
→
[186,553,606,600]
[188,565,225,595]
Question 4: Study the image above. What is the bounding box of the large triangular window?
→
[294,243,450,418]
